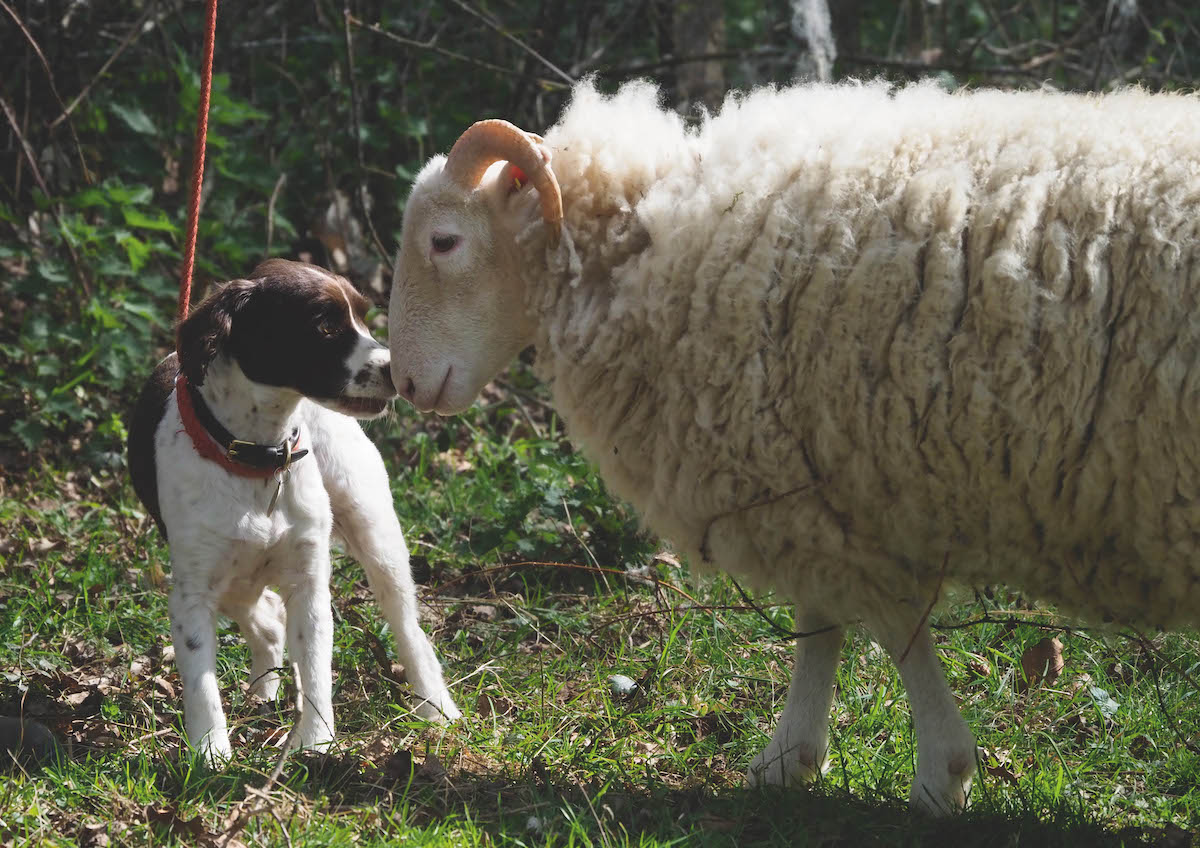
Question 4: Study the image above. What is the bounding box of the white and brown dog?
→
[127,259,460,764]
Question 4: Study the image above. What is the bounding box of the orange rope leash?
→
[176,0,219,351]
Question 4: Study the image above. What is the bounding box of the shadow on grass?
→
[272,750,1194,848]
[21,742,1193,847]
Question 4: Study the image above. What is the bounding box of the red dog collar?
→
[175,372,307,480]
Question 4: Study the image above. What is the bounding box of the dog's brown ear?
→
[176,280,254,386]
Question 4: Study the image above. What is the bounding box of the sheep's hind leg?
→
[747,606,843,787]
[870,610,977,814]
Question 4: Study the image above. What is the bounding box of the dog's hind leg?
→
[220,588,287,701]
[168,579,231,765]
[308,409,461,723]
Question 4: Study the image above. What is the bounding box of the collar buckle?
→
[226,439,255,460]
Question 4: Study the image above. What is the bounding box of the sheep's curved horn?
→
[445,119,563,244]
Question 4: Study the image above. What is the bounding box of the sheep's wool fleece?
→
[525,80,1200,629]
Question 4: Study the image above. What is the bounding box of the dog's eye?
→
[318,320,337,338]
[431,234,459,254]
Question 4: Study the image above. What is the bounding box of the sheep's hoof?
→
[746,741,828,788]
[909,755,974,815]
[290,725,335,754]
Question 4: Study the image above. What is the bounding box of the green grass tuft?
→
[1,388,1197,846]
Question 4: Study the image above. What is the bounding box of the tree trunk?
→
[672,0,726,112]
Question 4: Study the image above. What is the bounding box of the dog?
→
[127,258,460,764]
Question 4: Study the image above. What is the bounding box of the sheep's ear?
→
[176,280,253,386]
[498,161,531,197]
[498,138,551,197]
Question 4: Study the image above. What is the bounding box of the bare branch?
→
[442,0,576,85]
[50,2,159,131]
[0,95,89,294]
[348,14,566,89]
[341,6,393,274]
[1,0,92,183]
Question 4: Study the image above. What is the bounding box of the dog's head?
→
[177,259,394,418]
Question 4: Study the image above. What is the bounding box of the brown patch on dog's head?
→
[176,280,255,387]
[175,260,388,405]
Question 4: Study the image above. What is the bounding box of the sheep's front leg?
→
[747,607,843,787]
[169,577,231,766]
[280,542,336,751]
[871,611,977,814]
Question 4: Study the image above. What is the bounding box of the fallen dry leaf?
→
[152,676,175,699]
[1020,636,1064,689]
[982,748,1020,785]
[417,753,449,785]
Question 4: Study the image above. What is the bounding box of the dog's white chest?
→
[155,407,331,551]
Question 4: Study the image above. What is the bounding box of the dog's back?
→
[127,353,177,538]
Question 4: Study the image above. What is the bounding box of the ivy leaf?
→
[110,102,158,136]
[122,207,178,234]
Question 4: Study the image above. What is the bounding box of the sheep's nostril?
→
[401,378,416,401]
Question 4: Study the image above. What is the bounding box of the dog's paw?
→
[413,695,462,724]
[196,734,234,769]
[290,717,336,753]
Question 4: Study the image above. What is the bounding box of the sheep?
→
[386,79,1200,813]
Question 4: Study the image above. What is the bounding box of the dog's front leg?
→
[310,407,460,722]
[168,581,231,765]
[281,540,336,751]
[336,505,461,723]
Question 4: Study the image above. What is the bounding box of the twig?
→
[341,6,393,274]
[699,482,819,563]
[898,552,949,664]
[568,0,650,77]
[267,805,294,848]
[592,601,803,630]
[730,579,838,640]
[443,0,575,86]
[839,53,1041,78]
[49,2,158,131]
[597,47,791,77]
[348,15,565,88]
[1122,629,1200,755]
[0,94,90,294]
[0,0,91,183]
[428,558,734,630]
[218,662,303,848]
[931,612,1095,635]
[265,172,288,257]
[561,497,610,591]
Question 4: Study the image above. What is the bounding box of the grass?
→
[0,376,1198,847]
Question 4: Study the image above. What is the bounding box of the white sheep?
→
[387,79,1200,812]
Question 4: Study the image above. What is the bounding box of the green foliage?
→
[5,0,1200,462]
[3,3,1200,844]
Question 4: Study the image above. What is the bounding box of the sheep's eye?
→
[431,234,459,254]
